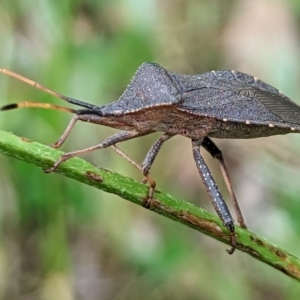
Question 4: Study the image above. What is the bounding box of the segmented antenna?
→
[0,101,77,113]
[0,68,98,109]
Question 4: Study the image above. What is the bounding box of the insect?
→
[1,62,300,254]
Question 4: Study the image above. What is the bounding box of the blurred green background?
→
[1,0,300,299]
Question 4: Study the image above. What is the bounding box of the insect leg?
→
[140,133,173,206]
[110,145,143,172]
[192,139,236,254]
[110,133,173,207]
[142,133,173,176]
[51,115,80,148]
[110,145,156,205]
[45,130,150,173]
[202,137,247,229]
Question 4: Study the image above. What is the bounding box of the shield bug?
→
[2,62,300,254]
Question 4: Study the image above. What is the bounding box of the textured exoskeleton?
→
[2,62,300,253]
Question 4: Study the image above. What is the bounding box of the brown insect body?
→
[78,106,216,140]
[2,62,300,254]
[77,63,300,141]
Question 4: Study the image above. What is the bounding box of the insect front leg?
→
[192,139,236,254]
[51,115,80,148]
[202,137,247,229]
[45,130,150,173]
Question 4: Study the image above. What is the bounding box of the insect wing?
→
[245,88,300,125]
[177,70,300,126]
[177,86,281,123]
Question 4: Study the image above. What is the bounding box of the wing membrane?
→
[175,70,300,125]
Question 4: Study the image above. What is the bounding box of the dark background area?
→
[1,0,300,299]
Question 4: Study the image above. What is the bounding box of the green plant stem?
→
[0,129,299,281]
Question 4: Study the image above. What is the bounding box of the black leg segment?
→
[202,137,247,228]
[192,139,236,254]
[142,133,173,175]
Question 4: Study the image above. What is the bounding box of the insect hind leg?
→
[202,137,247,229]
[192,139,236,254]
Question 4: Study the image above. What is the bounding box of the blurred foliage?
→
[1,0,300,299]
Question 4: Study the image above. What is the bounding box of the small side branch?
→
[0,130,299,281]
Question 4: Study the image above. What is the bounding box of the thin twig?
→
[0,130,299,281]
